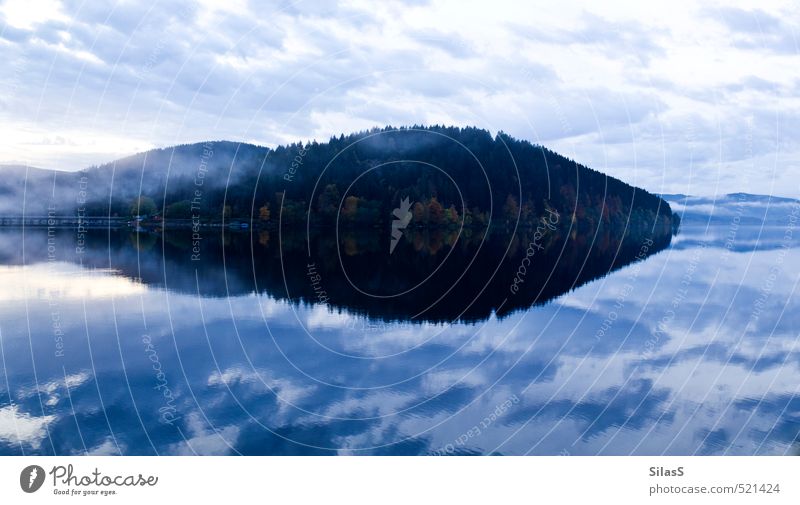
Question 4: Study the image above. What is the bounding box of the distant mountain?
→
[662,193,799,226]
[0,141,269,216]
[0,164,60,215]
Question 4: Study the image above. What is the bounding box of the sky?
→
[0,0,798,197]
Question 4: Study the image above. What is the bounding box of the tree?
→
[317,184,340,218]
[446,205,459,225]
[130,196,157,217]
[412,202,426,224]
[342,196,359,220]
[503,194,519,222]
[165,200,192,219]
[259,204,271,221]
[427,197,444,225]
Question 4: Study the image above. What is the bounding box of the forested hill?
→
[0,126,677,242]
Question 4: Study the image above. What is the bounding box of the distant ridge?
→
[662,193,799,225]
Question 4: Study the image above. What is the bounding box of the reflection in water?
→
[0,221,670,322]
[0,213,798,455]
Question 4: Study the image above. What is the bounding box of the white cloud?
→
[0,0,68,30]
[167,411,240,455]
[0,404,55,449]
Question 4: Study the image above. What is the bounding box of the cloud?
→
[0,405,55,449]
[704,6,799,55]
[510,11,668,64]
[0,0,797,197]
[706,7,782,33]
[168,412,240,455]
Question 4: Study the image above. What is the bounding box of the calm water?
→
[1,197,798,455]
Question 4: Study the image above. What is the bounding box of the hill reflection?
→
[0,222,672,323]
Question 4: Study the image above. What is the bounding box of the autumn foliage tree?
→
[427,197,444,225]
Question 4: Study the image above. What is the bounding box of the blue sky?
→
[0,0,798,197]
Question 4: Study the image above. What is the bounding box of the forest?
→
[76,125,677,247]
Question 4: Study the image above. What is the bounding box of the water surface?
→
[0,197,798,455]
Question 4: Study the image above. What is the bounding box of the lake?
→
[0,195,798,455]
